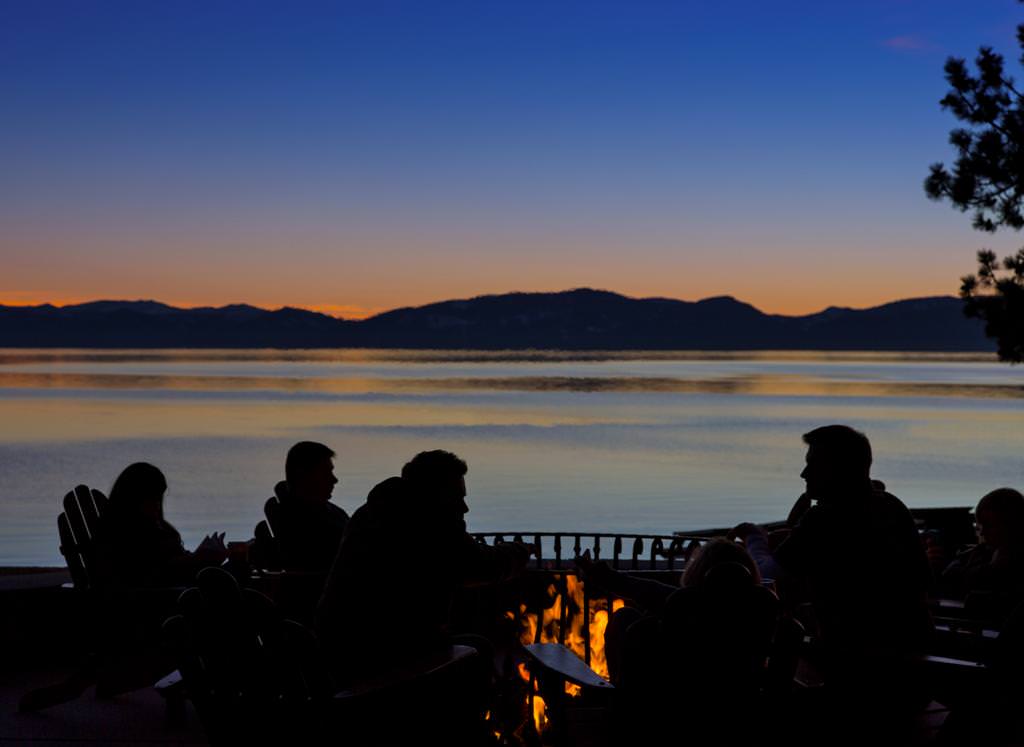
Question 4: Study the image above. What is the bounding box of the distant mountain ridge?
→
[0,288,992,351]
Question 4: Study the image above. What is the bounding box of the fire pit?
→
[467,532,709,744]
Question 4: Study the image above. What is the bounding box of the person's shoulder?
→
[874,489,914,517]
[327,502,350,520]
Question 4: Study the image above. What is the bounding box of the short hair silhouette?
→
[401,450,468,487]
[681,537,761,588]
[109,462,167,516]
[285,441,336,485]
[977,487,1024,542]
[802,424,872,479]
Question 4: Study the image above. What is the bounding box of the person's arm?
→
[458,534,533,586]
[730,523,785,582]
[773,505,822,578]
[575,551,678,613]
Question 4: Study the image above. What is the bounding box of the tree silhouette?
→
[925,5,1024,362]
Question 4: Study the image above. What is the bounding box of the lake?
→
[1,348,1021,566]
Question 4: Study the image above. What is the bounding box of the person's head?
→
[401,450,469,525]
[800,424,873,500]
[109,462,167,522]
[681,537,761,588]
[285,441,338,504]
[975,487,1024,549]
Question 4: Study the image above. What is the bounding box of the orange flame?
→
[532,694,549,734]
[509,574,625,740]
[517,574,624,682]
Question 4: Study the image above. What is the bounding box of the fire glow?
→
[515,573,624,736]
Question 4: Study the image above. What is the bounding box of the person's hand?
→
[574,549,612,584]
[728,522,766,543]
[196,532,227,562]
[575,548,595,576]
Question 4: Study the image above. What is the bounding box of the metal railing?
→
[470,532,713,668]
[470,531,711,571]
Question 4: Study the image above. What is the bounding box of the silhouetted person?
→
[577,537,764,685]
[315,450,531,682]
[92,462,227,588]
[732,425,933,740]
[254,441,348,573]
[580,538,777,742]
[941,488,1024,598]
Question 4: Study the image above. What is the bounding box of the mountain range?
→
[0,289,992,351]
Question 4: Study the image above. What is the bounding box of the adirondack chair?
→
[19,485,182,713]
[165,566,483,746]
[252,495,283,570]
[58,484,107,590]
[250,490,338,623]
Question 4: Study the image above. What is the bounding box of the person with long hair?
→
[93,462,227,588]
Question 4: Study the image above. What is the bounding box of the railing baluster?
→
[650,538,664,568]
[667,538,685,570]
[631,537,643,570]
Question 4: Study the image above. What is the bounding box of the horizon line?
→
[0,287,961,321]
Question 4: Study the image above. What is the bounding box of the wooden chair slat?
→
[58,512,88,590]
[76,485,102,539]
[63,487,91,547]
[91,489,108,516]
[57,484,108,592]
[264,496,281,537]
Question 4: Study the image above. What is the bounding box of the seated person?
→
[315,450,531,682]
[579,539,776,742]
[577,537,765,684]
[253,441,349,573]
[92,462,227,588]
[941,487,1024,603]
[730,425,933,739]
[577,536,762,616]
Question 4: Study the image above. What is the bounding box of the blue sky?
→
[2,0,1022,316]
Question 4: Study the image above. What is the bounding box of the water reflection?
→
[0,349,1021,566]
[0,370,1020,400]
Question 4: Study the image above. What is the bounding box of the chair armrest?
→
[154,669,184,695]
[333,645,478,700]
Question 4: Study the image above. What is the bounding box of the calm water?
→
[1,349,1022,567]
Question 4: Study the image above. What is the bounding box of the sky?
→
[3,0,1024,318]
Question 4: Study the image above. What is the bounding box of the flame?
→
[589,608,611,678]
[517,574,625,682]
[507,574,626,740]
[532,694,549,734]
[517,660,551,736]
[517,662,531,682]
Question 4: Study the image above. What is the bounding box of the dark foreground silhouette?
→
[16,427,1024,745]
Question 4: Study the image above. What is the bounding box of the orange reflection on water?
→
[0,369,1020,401]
